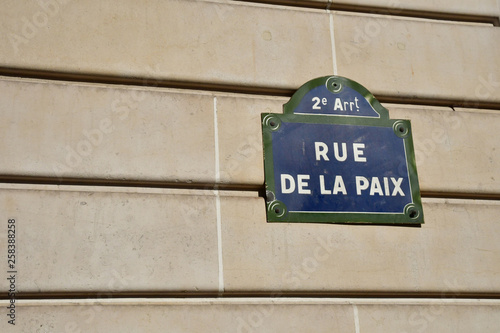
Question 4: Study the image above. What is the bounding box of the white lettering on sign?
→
[310,96,360,112]
[320,175,347,195]
[355,176,369,195]
[312,97,328,110]
[314,142,329,161]
[281,174,295,194]
[356,176,405,196]
[297,174,311,194]
[391,177,405,196]
[319,175,330,194]
[353,143,366,162]
[333,97,360,112]
[281,174,311,194]
[278,141,406,197]
[334,142,347,162]
[314,142,366,163]
[370,177,383,196]
[281,174,404,196]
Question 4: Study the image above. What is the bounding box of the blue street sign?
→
[261,76,423,224]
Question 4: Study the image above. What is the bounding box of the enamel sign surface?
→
[261,76,423,224]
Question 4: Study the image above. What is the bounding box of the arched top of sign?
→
[284,75,388,119]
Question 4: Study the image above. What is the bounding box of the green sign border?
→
[261,76,424,225]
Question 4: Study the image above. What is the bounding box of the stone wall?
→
[1,0,499,331]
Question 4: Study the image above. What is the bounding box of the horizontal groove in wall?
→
[421,191,500,201]
[375,94,500,111]
[1,67,500,110]
[3,291,500,301]
[236,0,500,26]
[1,177,500,201]
[0,67,294,97]
[0,176,263,193]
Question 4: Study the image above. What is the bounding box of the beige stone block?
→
[0,77,215,183]
[334,12,500,104]
[0,298,355,332]
[0,0,332,90]
[0,186,219,293]
[221,196,500,293]
[216,95,286,184]
[1,183,499,296]
[387,104,500,194]
[357,300,500,333]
